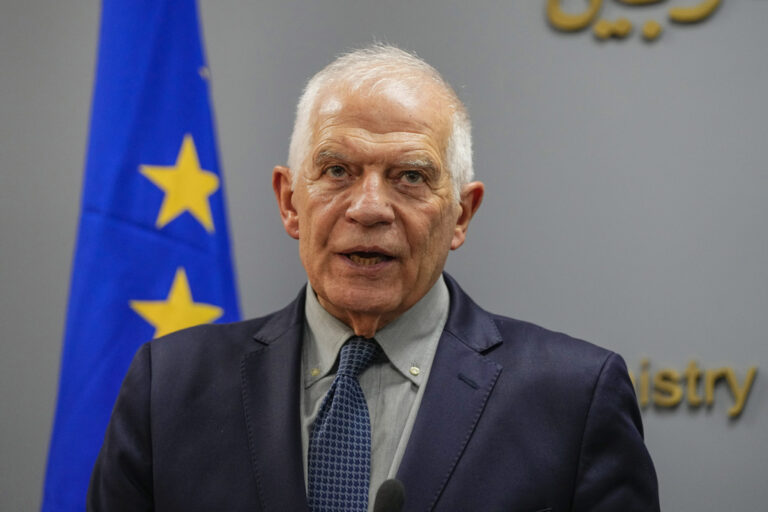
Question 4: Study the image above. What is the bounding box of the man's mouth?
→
[344,252,394,266]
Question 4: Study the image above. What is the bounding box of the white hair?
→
[286,44,474,200]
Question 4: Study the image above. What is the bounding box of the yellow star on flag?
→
[130,267,223,338]
[139,134,220,233]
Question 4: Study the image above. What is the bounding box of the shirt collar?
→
[303,276,450,388]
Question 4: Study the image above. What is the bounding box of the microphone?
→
[373,478,405,512]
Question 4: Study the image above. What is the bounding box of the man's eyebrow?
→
[313,151,439,174]
[398,158,437,172]
[314,150,348,165]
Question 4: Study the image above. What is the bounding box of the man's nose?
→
[345,171,395,226]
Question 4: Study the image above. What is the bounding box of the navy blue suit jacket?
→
[89,274,659,511]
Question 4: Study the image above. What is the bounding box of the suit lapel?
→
[397,274,504,511]
[240,290,310,512]
[238,276,503,511]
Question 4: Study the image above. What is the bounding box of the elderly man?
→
[89,45,659,511]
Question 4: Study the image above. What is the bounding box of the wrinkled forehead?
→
[309,76,454,151]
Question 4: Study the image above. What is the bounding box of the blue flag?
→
[42,1,240,510]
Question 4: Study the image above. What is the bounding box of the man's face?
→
[274,80,482,335]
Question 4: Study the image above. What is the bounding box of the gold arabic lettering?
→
[546,0,722,42]
[669,0,721,24]
[616,0,663,5]
[546,0,603,32]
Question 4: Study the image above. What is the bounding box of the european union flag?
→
[42,1,240,510]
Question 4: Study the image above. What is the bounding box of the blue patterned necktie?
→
[308,336,380,512]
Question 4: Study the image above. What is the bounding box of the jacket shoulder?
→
[145,289,305,372]
[491,313,612,361]
[443,272,615,371]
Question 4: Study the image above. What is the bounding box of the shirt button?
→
[310,368,320,377]
[409,366,420,377]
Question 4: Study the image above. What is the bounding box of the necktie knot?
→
[337,337,379,379]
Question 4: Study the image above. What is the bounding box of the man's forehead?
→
[313,75,452,126]
[317,79,435,114]
[326,80,451,115]
[309,83,452,155]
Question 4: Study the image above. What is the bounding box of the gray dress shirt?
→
[301,276,450,511]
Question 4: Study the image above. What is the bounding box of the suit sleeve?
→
[87,343,154,512]
[571,353,660,512]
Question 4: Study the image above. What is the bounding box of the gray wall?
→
[2,1,766,509]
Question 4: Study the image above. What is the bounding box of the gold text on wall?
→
[546,0,722,42]
[628,359,757,418]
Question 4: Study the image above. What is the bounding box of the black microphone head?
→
[373,478,405,512]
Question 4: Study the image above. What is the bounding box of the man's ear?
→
[451,181,484,250]
[272,165,300,240]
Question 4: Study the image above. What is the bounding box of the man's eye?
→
[400,170,425,184]
[324,165,347,178]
